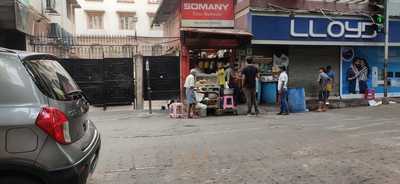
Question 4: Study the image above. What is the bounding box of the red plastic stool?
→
[169,102,185,118]
[223,96,235,110]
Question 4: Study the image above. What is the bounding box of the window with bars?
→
[46,0,56,12]
[118,13,137,30]
[87,11,104,29]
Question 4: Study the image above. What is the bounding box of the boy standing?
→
[277,66,289,115]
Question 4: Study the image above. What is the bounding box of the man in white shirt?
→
[184,69,196,118]
[277,66,289,115]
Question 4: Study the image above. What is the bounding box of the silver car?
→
[0,47,101,184]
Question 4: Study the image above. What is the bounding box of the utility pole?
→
[383,0,390,104]
[146,59,152,114]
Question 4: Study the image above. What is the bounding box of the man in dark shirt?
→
[241,57,259,115]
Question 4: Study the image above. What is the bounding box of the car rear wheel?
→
[0,176,42,184]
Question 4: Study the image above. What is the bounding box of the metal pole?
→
[132,48,136,110]
[146,59,152,114]
[383,0,390,104]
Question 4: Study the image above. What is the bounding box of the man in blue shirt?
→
[318,67,331,112]
[326,65,335,99]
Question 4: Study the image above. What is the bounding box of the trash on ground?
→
[368,100,382,107]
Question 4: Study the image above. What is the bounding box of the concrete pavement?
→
[88,104,400,184]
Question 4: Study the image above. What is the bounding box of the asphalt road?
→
[88,104,400,184]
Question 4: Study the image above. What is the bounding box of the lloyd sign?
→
[250,15,400,44]
[181,0,234,28]
[290,19,377,39]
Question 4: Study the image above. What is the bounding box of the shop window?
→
[86,11,104,30]
[388,72,394,78]
[396,72,400,78]
[118,12,137,30]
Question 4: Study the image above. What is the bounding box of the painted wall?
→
[19,0,42,12]
[163,9,181,38]
[249,0,369,13]
[75,0,163,37]
[340,47,400,97]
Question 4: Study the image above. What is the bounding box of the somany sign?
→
[183,3,230,11]
[252,15,400,45]
[181,0,234,28]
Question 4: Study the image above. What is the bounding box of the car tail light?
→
[36,107,72,144]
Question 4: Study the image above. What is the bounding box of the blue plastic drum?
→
[262,82,277,104]
[287,88,306,113]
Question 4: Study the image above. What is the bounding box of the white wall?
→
[47,0,76,33]
[17,0,76,34]
[75,0,163,37]
[389,0,400,17]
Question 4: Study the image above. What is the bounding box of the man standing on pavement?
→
[184,69,197,118]
[325,65,335,103]
[277,66,289,115]
[317,67,331,112]
[241,57,259,115]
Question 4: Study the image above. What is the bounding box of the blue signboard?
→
[252,15,400,44]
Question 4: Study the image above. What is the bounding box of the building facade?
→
[154,0,400,99]
[234,0,400,99]
[75,0,163,37]
[0,0,80,50]
[154,0,252,95]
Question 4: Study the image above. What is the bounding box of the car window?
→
[24,59,80,101]
[0,53,38,105]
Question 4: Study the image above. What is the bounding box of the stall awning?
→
[181,28,252,49]
[181,28,253,37]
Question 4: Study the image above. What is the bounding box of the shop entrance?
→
[188,48,237,109]
[288,46,340,97]
[180,28,252,113]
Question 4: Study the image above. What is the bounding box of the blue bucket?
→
[262,82,277,104]
[287,88,306,113]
